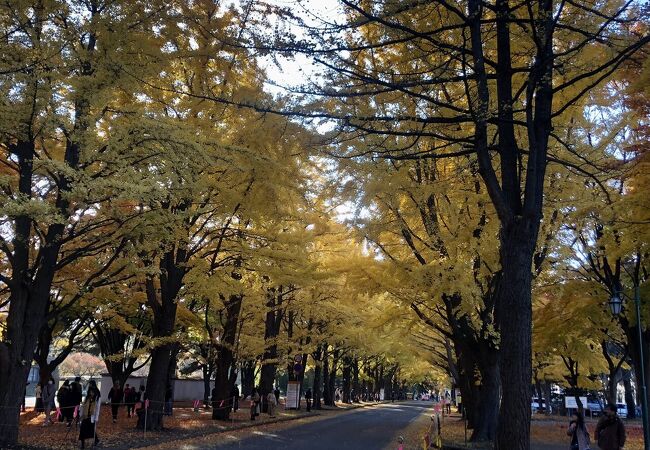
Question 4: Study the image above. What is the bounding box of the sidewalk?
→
[17,400,381,449]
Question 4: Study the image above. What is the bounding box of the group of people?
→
[247,387,281,420]
[35,376,83,427]
[32,378,151,448]
[567,404,626,450]
[107,382,148,422]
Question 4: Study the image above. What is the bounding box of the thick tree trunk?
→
[495,224,536,450]
[471,356,500,442]
[327,348,339,405]
[322,348,333,406]
[342,357,352,403]
[212,294,243,420]
[260,288,283,412]
[312,345,323,409]
[140,343,173,430]
[0,284,53,446]
[240,360,256,399]
[352,358,360,402]
[623,370,636,419]
[626,326,649,421]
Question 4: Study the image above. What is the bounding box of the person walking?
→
[70,377,83,418]
[57,380,74,426]
[595,404,625,450]
[108,381,124,423]
[79,388,101,449]
[125,385,136,418]
[35,382,43,414]
[250,388,261,420]
[42,377,56,426]
[266,391,277,418]
[567,410,591,450]
[305,388,312,412]
[274,387,280,404]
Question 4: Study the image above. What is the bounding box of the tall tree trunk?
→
[260,287,284,412]
[212,293,243,420]
[625,325,649,421]
[140,249,184,430]
[326,348,339,405]
[342,356,352,403]
[240,360,256,399]
[312,345,323,409]
[495,223,537,450]
[471,355,500,442]
[322,346,332,406]
[623,370,636,419]
[352,358,360,402]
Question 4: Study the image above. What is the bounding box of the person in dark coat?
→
[305,388,312,412]
[41,377,56,426]
[125,385,136,418]
[70,377,83,413]
[595,404,626,450]
[79,388,100,449]
[107,381,124,423]
[57,380,75,426]
[274,387,280,404]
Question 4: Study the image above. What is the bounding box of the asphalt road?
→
[213,401,431,449]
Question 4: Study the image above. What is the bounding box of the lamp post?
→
[609,286,649,450]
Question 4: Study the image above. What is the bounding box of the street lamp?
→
[609,286,649,450]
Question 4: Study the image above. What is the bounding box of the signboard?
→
[564,396,587,409]
[286,381,301,409]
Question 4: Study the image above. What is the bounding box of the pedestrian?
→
[70,377,83,415]
[135,386,149,429]
[164,385,173,416]
[87,380,100,400]
[250,388,261,420]
[567,409,590,450]
[108,381,124,423]
[595,403,625,450]
[230,384,240,412]
[267,391,277,418]
[57,380,74,426]
[138,385,146,403]
[35,382,43,413]
[305,388,312,412]
[274,387,280,404]
[445,393,451,414]
[79,387,100,449]
[41,377,56,426]
[125,385,136,418]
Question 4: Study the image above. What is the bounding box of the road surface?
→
[212,401,430,449]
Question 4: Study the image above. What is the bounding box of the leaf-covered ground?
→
[18,400,372,449]
[382,407,646,450]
